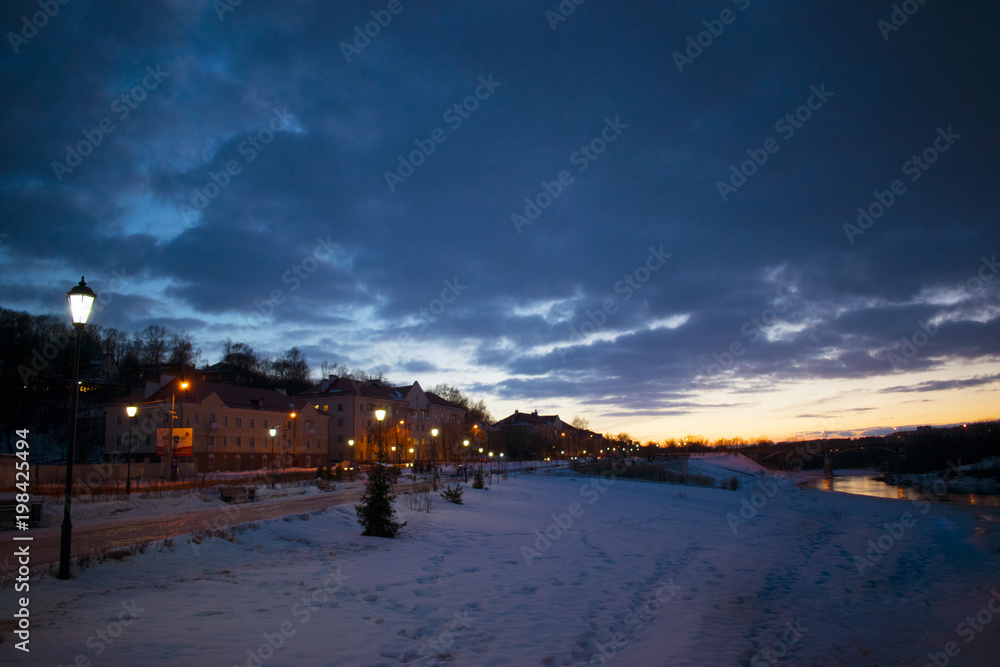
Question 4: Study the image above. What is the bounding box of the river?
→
[806,472,1000,507]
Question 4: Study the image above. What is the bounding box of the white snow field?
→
[4,458,1000,666]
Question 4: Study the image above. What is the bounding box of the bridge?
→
[746,439,910,475]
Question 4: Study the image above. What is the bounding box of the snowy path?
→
[3,472,999,665]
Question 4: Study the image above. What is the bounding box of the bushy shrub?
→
[440,484,464,504]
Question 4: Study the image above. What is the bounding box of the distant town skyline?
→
[2,2,997,445]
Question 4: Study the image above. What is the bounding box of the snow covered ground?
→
[4,457,1000,666]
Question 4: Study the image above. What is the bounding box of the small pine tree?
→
[355,463,401,538]
[440,484,464,504]
[471,467,486,490]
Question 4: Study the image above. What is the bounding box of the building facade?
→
[104,376,330,472]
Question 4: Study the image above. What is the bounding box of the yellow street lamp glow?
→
[375,409,386,421]
[478,448,483,453]
[488,451,493,457]
[180,381,189,390]
[348,439,354,447]
[269,427,277,437]
[431,428,438,437]
[409,447,414,453]
[126,406,137,418]
[463,440,469,447]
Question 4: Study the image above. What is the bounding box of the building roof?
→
[424,391,465,411]
[144,377,306,412]
[495,410,562,427]
[299,375,409,403]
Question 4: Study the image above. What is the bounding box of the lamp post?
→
[398,420,405,466]
[431,428,439,491]
[269,426,277,488]
[375,408,386,464]
[165,381,187,482]
[288,412,296,469]
[463,439,469,482]
[125,406,137,496]
[59,277,96,580]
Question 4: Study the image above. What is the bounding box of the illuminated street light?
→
[125,406,137,496]
[59,277,96,580]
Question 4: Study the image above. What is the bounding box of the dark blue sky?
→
[2,0,998,440]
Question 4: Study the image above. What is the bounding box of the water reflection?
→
[808,474,1000,507]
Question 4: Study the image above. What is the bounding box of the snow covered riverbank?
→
[3,459,999,665]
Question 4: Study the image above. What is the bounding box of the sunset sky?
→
[1,1,997,442]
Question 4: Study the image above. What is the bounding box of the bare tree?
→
[571,415,590,431]
[169,332,199,373]
[101,327,131,368]
[270,346,311,393]
[223,338,264,386]
[134,325,171,366]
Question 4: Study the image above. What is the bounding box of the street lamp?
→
[269,426,278,488]
[288,412,296,469]
[375,408,386,465]
[165,380,188,482]
[59,276,96,580]
[431,427,439,491]
[463,440,470,481]
[125,406,137,496]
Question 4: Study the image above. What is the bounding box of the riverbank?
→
[4,460,999,665]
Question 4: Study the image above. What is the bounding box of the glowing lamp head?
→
[431,428,438,437]
[126,406,137,418]
[66,276,97,326]
[375,409,386,421]
[269,427,277,437]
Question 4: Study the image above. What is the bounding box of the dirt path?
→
[3,482,430,573]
